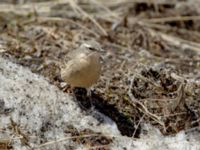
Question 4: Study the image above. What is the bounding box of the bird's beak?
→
[99,48,105,54]
[100,55,104,63]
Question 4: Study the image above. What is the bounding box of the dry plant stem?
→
[0,0,108,37]
[144,15,200,23]
[37,134,112,149]
[0,1,61,14]
[128,114,145,150]
[139,21,173,30]
[37,133,140,149]
[68,0,108,36]
[0,129,12,134]
[141,21,200,39]
[8,132,200,149]
[10,118,31,148]
[147,27,200,53]
[132,114,145,138]
[161,112,187,118]
[119,60,127,70]
[100,0,177,6]
[142,98,182,102]
[150,0,159,14]
[135,72,163,90]
[37,17,98,37]
[37,135,97,149]
[170,83,184,111]
[105,77,111,92]
[128,77,165,127]
[91,0,120,20]
[87,144,110,150]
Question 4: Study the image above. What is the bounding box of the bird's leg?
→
[73,87,92,110]
[87,88,95,111]
[87,88,92,97]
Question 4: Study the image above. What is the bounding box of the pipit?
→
[60,41,103,89]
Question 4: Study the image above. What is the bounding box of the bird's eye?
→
[88,47,96,51]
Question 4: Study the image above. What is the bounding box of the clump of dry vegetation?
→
[0,0,200,147]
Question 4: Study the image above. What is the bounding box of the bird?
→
[60,41,103,89]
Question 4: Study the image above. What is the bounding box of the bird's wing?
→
[64,58,86,76]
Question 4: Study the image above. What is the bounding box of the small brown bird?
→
[60,41,103,88]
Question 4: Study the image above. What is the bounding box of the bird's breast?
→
[60,55,101,88]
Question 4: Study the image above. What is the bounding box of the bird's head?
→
[80,40,105,53]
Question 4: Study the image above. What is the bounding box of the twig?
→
[128,114,145,149]
[128,77,164,127]
[87,144,110,150]
[143,15,200,23]
[68,0,108,36]
[135,72,163,90]
[100,0,178,6]
[140,21,200,42]
[10,118,31,148]
[133,114,145,137]
[146,27,200,53]
[37,17,99,37]
[91,0,120,19]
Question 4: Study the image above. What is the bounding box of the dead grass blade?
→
[68,0,108,36]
